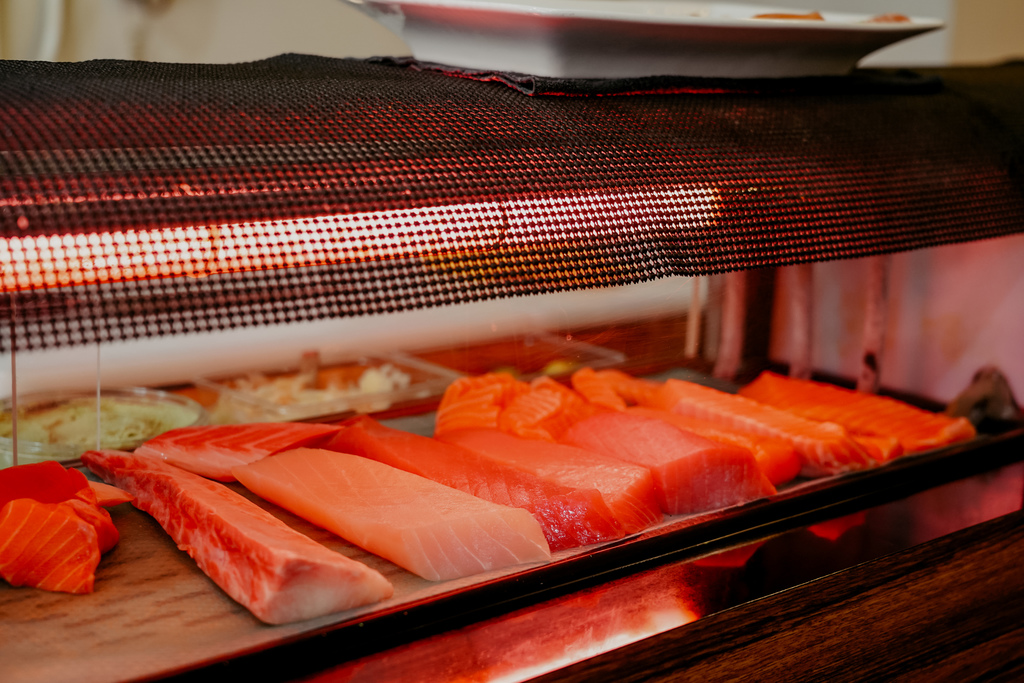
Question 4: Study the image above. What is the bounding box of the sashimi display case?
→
[1,54,1023,683]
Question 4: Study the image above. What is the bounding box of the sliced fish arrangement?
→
[82,449,394,624]
[16,364,974,626]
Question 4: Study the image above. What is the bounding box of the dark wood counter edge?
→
[153,428,1024,682]
[535,508,1024,683]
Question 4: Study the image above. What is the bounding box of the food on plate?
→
[437,428,663,534]
[0,498,102,594]
[83,449,393,624]
[0,459,93,505]
[850,434,903,464]
[561,412,776,515]
[647,379,876,477]
[0,460,119,594]
[864,13,911,23]
[209,356,415,423]
[571,368,802,486]
[0,391,203,460]
[327,416,624,550]
[234,448,551,581]
[625,407,802,487]
[570,366,629,411]
[498,376,599,442]
[752,11,824,20]
[434,372,600,442]
[737,371,976,453]
[133,422,341,482]
[433,372,528,435]
[229,363,411,407]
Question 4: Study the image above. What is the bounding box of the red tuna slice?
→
[234,448,552,582]
[82,449,393,624]
[561,412,776,516]
[133,422,342,482]
[438,428,663,535]
[625,407,802,487]
[0,460,91,508]
[0,461,120,556]
[0,498,101,594]
[326,416,624,551]
[738,371,975,453]
[656,379,876,477]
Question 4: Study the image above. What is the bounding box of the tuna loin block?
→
[82,449,393,625]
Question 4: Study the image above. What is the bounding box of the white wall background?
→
[0,0,1022,404]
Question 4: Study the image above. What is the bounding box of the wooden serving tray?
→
[2,422,1021,683]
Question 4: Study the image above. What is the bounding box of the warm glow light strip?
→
[0,185,719,292]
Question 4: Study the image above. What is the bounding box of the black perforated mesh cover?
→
[1,55,1022,352]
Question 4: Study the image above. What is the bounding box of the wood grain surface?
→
[536,509,1024,683]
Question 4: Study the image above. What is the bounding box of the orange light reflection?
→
[1,186,719,292]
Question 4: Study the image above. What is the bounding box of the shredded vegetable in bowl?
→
[0,389,207,467]
[231,364,412,407]
[209,363,415,423]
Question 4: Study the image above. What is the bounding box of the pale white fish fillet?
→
[233,448,552,582]
[133,422,341,481]
[82,449,393,625]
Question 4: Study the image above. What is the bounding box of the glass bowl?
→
[0,387,208,468]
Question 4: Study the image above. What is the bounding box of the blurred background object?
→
[0,0,1017,66]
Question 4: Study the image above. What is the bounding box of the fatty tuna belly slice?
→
[657,379,876,477]
[326,416,624,551]
[133,422,342,482]
[437,428,663,535]
[561,412,776,516]
[233,448,552,582]
[82,449,393,625]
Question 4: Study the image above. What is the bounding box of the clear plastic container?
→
[411,332,627,380]
[194,352,464,424]
[0,387,208,468]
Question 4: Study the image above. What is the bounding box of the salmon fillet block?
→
[438,428,663,535]
[625,407,802,487]
[327,416,624,551]
[82,449,393,624]
[234,448,552,581]
[561,412,776,516]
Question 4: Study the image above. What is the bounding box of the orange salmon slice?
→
[235,448,551,581]
[438,428,663,535]
[434,373,527,436]
[656,379,876,477]
[0,498,101,594]
[625,406,802,487]
[738,371,976,453]
[83,449,393,624]
[561,412,776,516]
[327,416,624,551]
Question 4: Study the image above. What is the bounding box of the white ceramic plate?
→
[344,0,943,79]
